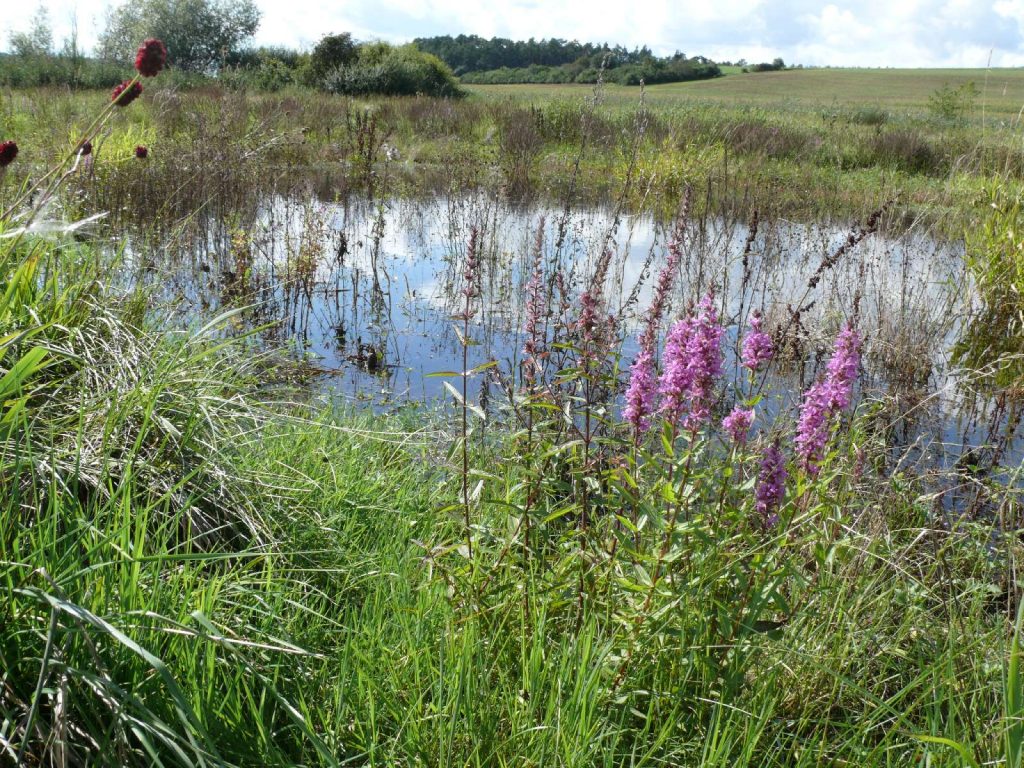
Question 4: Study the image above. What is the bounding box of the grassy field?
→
[469,66,1024,118]
[1,62,1024,766]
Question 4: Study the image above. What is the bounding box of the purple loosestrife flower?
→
[638,238,683,354]
[722,407,754,446]
[658,293,723,431]
[457,227,480,320]
[576,289,601,374]
[755,441,787,527]
[622,238,683,435]
[794,382,832,475]
[824,323,861,409]
[623,347,657,435]
[741,311,774,371]
[794,323,862,475]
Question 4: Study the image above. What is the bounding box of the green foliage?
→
[0,76,1023,765]
[0,51,131,88]
[461,56,721,86]
[309,32,358,86]
[7,4,53,58]
[953,186,1024,387]
[415,34,654,74]
[97,0,261,72]
[750,58,786,72]
[322,43,462,98]
[928,81,979,122]
[221,51,297,91]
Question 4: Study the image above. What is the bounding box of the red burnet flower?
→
[0,140,18,167]
[134,145,148,159]
[111,80,143,107]
[134,38,167,77]
[79,140,93,156]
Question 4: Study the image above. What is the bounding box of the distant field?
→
[467,67,1024,119]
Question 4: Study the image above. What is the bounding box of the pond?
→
[119,187,1020,473]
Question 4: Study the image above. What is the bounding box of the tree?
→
[9,4,53,58]
[309,32,357,85]
[97,0,260,72]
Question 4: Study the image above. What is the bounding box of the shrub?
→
[308,32,358,86]
[928,81,979,123]
[323,43,462,97]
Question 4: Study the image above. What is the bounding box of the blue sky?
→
[4,0,1024,67]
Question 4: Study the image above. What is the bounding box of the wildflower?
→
[522,218,545,387]
[794,323,862,475]
[134,38,168,77]
[722,406,754,446]
[755,440,787,527]
[622,238,683,435]
[623,346,657,435]
[0,140,19,167]
[111,80,143,107]
[658,293,723,431]
[824,324,861,410]
[741,311,774,371]
[134,145,148,159]
[79,140,92,156]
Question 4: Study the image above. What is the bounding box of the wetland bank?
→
[2,55,1024,766]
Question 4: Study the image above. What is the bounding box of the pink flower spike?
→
[722,406,754,446]
[741,311,774,371]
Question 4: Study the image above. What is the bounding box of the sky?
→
[3,0,1024,68]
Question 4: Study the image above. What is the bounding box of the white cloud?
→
[3,0,1023,66]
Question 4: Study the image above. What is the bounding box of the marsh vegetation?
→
[1,45,1023,766]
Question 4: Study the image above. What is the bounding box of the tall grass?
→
[4,82,1024,234]
[0,46,1022,767]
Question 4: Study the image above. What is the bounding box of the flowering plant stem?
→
[1,74,140,226]
[611,422,696,691]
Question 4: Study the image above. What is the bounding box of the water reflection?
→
[123,190,1019,469]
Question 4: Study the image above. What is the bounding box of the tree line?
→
[2,1,734,93]
[415,34,722,85]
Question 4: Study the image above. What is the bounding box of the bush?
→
[323,43,462,97]
[308,32,358,86]
[0,52,130,89]
[928,81,979,123]
[221,54,296,91]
